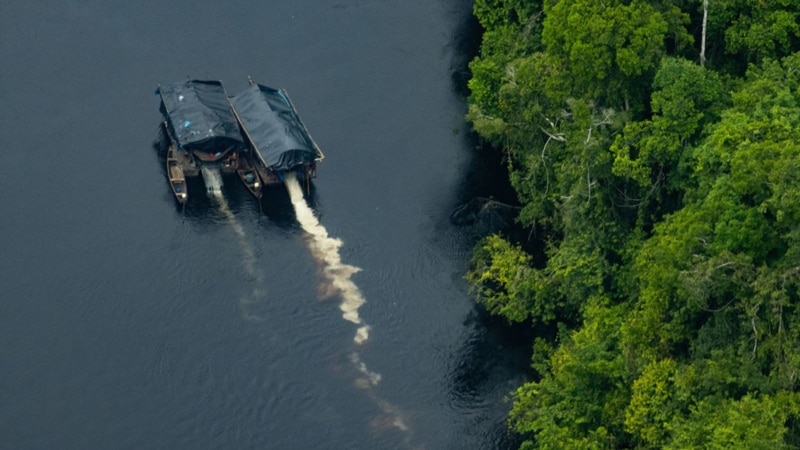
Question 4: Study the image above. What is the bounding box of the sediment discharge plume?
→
[207,170,408,434]
[202,166,264,321]
[285,172,410,432]
[284,172,370,345]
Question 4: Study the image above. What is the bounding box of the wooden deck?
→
[174,146,200,177]
[168,163,182,180]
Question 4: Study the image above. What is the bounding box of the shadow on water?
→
[446,0,484,98]
[164,177,300,228]
[257,185,301,228]
[153,124,301,227]
[441,1,541,448]
[449,307,534,449]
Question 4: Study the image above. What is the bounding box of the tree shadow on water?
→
[447,306,535,449]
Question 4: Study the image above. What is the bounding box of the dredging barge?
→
[155,78,324,204]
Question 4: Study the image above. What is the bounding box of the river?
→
[0,1,529,448]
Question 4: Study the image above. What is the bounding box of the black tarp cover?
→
[157,80,243,153]
[231,84,318,172]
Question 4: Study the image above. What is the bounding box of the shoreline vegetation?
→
[464,0,800,448]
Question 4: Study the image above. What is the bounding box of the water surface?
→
[0,1,528,448]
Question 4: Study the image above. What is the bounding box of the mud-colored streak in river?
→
[0,1,529,449]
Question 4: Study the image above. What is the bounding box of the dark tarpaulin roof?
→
[231,84,318,172]
[157,80,243,153]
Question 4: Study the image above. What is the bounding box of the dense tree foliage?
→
[465,1,800,447]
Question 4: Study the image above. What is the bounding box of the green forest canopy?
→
[465,0,800,448]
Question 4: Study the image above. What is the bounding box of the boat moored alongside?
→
[235,151,262,199]
[165,139,188,205]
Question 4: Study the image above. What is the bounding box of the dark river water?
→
[0,1,529,449]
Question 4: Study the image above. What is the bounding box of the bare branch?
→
[700,0,708,66]
[714,261,737,270]
[539,127,566,142]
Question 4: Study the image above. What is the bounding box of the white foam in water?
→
[350,352,382,386]
[203,164,264,321]
[201,165,224,196]
[284,172,370,344]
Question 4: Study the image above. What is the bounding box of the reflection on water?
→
[447,308,534,449]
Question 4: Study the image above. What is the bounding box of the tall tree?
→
[541,0,691,110]
[465,1,800,448]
